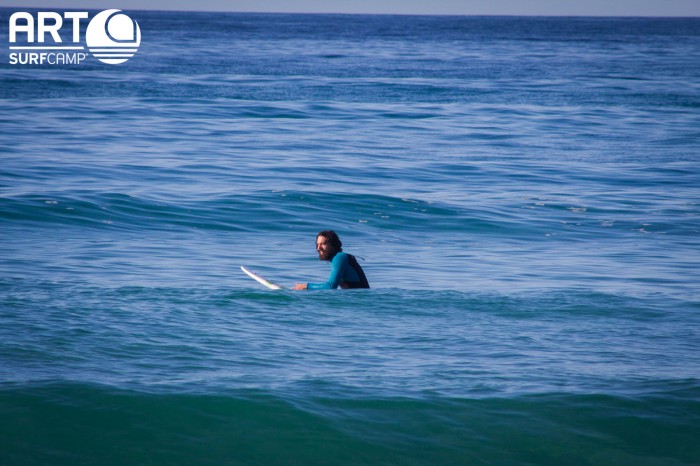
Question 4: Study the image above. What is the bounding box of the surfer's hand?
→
[292,283,307,290]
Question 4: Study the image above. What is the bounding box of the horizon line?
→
[0,5,698,18]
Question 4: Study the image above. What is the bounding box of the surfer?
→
[292,230,370,290]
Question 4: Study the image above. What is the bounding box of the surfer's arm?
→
[300,253,348,290]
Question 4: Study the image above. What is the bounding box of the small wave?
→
[0,193,250,232]
[1,380,698,465]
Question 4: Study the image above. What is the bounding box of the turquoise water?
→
[1,10,700,465]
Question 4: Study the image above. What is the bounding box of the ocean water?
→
[1,10,700,465]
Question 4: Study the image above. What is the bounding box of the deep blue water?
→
[1,10,700,465]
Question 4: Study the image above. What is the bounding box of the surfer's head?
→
[316,230,342,261]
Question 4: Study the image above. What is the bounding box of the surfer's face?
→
[316,236,335,261]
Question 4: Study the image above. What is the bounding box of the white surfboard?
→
[240,266,285,290]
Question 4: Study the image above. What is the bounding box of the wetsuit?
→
[307,252,370,289]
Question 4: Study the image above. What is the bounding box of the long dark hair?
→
[317,230,342,252]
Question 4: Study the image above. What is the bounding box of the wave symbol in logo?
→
[86,9,140,65]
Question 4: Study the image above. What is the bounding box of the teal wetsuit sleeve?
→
[307,253,348,290]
